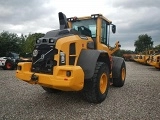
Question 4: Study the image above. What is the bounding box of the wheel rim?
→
[100,73,108,94]
[6,63,12,69]
[121,68,126,81]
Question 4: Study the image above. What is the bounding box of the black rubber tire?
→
[113,61,126,87]
[41,86,61,93]
[3,59,15,70]
[82,62,109,103]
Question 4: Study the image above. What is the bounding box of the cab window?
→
[72,19,96,37]
[101,20,108,45]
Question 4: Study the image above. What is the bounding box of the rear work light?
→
[67,17,77,22]
[91,14,102,19]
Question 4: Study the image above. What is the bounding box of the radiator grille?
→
[31,44,58,74]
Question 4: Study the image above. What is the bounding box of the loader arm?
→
[109,41,121,55]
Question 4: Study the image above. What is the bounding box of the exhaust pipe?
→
[58,12,69,30]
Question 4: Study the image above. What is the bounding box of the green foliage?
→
[155,44,160,50]
[0,31,22,56]
[134,34,153,53]
[113,49,134,57]
[0,31,44,57]
[24,33,44,53]
[19,34,27,55]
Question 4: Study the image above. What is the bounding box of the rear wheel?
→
[3,60,15,70]
[41,86,61,93]
[82,62,109,103]
[113,61,126,87]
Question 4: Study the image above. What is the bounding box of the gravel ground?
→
[0,62,160,120]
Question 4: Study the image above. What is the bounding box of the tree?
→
[113,49,135,57]
[24,33,45,53]
[0,31,45,57]
[17,34,28,56]
[134,34,153,53]
[0,31,21,56]
[155,44,160,50]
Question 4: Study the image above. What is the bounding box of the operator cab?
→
[67,14,116,47]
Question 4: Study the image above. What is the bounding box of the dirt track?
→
[0,62,160,120]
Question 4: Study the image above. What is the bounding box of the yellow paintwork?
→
[54,35,92,66]
[134,50,160,65]
[16,13,121,91]
[134,49,160,69]
[147,55,160,69]
[121,68,126,81]
[68,16,120,56]
[100,73,108,94]
[68,15,112,24]
[133,49,160,66]
[147,55,154,66]
[136,55,147,64]
[16,62,84,91]
[134,54,152,65]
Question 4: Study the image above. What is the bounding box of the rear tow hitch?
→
[31,73,39,83]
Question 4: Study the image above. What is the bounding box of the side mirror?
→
[112,25,116,34]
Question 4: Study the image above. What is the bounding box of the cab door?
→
[97,19,110,52]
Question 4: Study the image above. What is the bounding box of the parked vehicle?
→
[16,12,126,103]
[0,52,19,70]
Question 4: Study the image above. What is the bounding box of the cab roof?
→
[67,14,112,24]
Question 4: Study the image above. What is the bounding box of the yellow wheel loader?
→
[133,54,140,62]
[16,12,126,103]
[134,50,155,65]
[147,50,160,69]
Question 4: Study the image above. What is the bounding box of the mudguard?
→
[112,56,125,78]
[77,49,110,79]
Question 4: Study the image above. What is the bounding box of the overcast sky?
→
[0,0,160,50]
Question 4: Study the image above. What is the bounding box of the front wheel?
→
[82,62,109,103]
[113,61,126,87]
